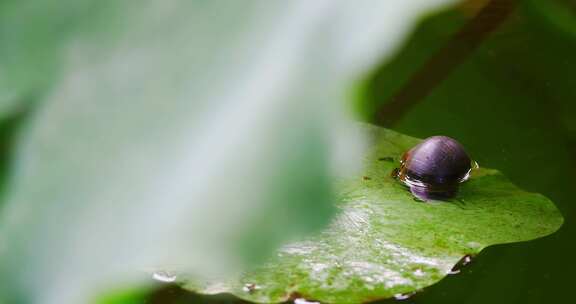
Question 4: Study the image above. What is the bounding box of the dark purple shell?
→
[395,136,472,200]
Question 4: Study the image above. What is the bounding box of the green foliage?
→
[360,2,576,303]
[96,289,148,304]
[181,124,562,303]
[0,0,572,303]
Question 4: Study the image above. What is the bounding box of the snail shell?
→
[394,136,474,201]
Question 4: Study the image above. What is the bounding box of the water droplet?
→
[152,270,177,283]
[449,254,474,275]
[242,283,261,294]
[294,298,320,304]
[472,160,480,169]
[447,269,461,275]
[394,292,415,300]
[413,269,425,277]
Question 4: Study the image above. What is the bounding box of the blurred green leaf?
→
[95,288,148,304]
[0,1,457,303]
[0,0,99,119]
[180,123,562,304]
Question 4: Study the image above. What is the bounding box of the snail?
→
[393,136,476,201]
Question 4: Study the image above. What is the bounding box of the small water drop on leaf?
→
[242,283,261,294]
[394,292,415,300]
[294,298,320,304]
[447,269,460,275]
[449,254,474,275]
[152,270,177,283]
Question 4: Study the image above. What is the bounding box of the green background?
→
[362,1,576,303]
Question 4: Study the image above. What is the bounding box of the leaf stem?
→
[375,0,517,127]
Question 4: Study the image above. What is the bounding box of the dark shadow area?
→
[0,102,34,204]
[146,285,251,304]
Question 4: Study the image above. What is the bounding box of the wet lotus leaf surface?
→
[182,123,563,303]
